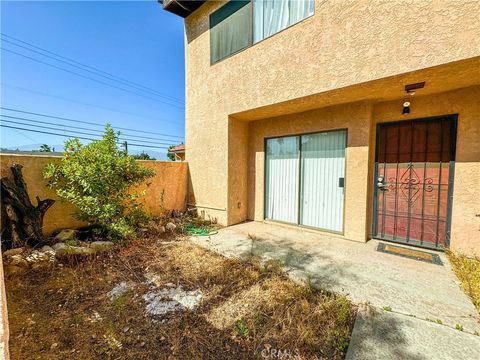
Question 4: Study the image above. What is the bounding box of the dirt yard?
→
[5,232,356,359]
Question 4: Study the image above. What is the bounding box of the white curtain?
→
[253,0,314,43]
[300,130,346,232]
[265,136,300,223]
[210,1,252,63]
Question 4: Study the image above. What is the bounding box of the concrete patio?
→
[190,221,480,359]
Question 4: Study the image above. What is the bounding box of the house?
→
[160,1,480,256]
[168,144,186,161]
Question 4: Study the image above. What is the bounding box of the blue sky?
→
[0,0,185,158]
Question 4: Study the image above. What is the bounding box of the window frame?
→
[209,0,315,65]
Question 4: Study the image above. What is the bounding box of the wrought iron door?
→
[373,116,457,249]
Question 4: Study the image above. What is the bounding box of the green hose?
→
[184,223,218,237]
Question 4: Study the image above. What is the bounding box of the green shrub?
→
[44,125,155,239]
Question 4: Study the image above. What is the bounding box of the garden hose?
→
[184,223,218,237]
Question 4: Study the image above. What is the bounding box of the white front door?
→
[265,130,346,233]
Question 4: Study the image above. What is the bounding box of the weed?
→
[72,313,84,324]
[426,318,442,324]
[64,239,78,246]
[447,251,480,313]
[455,324,463,331]
[113,292,129,313]
[474,331,479,336]
[234,318,250,337]
[335,296,353,323]
[383,306,392,312]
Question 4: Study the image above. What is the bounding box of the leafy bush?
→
[44,125,155,239]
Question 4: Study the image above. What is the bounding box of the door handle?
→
[377,176,386,190]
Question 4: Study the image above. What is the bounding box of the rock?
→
[54,229,78,242]
[25,250,50,263]
[40,245,55,253]
[10,254,28,268]
[3,248,25,257]
[52,243,68,252]
[90,241,115,252]
[54,244,95,257]
[165,222,176,231]
[50,343,58,350]
[159,226,166,233]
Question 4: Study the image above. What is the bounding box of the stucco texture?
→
[0,155,188,235]
[183,1,480,254]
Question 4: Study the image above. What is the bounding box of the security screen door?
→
[373,116,457,249]
[265,130,347,232]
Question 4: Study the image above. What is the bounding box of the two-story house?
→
[160,0,480,256]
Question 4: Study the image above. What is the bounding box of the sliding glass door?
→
[265,130,347,233]
[265,136,300,223]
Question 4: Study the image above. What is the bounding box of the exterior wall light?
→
[402,101,411,115]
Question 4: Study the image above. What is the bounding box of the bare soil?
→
[5,233,356,359]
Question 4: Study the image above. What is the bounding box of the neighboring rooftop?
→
[168,144,185,154]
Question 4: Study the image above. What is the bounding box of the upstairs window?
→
[210,0,252,64]
[210,0,314,64]
[253,0,314,42]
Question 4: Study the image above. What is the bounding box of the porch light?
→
[405,82,425,95]
[402,101,411,115]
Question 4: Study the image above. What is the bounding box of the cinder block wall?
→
[0,154,189,235]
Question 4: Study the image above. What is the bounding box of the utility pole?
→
[123,141,128,152]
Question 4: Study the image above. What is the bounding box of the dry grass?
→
[6,232,356,359]
[447,251,480,312]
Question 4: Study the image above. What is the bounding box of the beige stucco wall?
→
[184,0,480,228]
[0,155,188,236]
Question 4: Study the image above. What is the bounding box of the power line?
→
[0,106,184,139]
[0,119,177,146]
[2,82,182,126]
[1,47,185,109]
[1,33,184,104]
[1,114,180,143]
[1,36,184,105]
[0,124,170,150]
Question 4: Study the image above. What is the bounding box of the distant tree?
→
[39,144,52,152]
[167,145,176,161]
[132,151,155,160]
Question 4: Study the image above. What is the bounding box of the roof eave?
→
[158,0,206,18]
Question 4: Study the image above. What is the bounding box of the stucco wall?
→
[184,0,480,229]
[0,155,188,235]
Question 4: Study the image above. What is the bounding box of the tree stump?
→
[1,164,55,249]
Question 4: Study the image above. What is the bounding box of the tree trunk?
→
[1,164,55,249]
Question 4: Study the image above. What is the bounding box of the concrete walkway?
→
[190,221,480,359]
